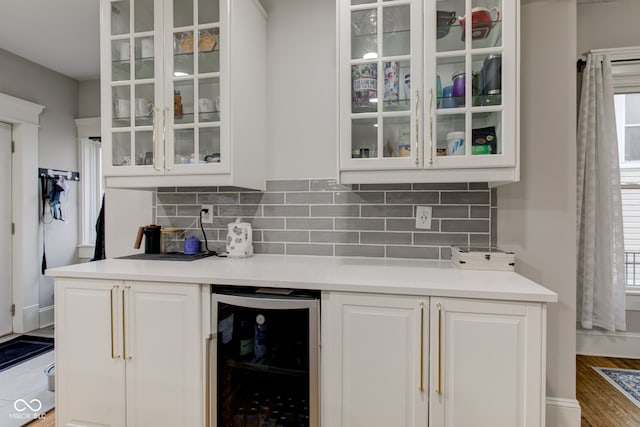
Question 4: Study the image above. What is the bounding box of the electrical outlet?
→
[415,206,432,230]
[201,204,214,224]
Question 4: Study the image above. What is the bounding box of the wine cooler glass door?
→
[212,291,319,427]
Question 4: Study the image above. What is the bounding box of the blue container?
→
[441,85,457,108]
[183,236,201,255]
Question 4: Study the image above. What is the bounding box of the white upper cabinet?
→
[338,0,519,184]
[100,0,267,189]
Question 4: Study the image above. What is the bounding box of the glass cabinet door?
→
[344,0,421,168]
[109,0,159,171]
[168,0,222,171]
[432,0,508,166]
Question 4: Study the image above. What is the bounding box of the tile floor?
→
[0,327,55,427]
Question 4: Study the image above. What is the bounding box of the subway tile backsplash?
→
[155,179,498,260]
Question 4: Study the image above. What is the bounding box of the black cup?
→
[143,226,161,254]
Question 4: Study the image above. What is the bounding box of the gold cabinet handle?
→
[418,301,424,392]
[110,285,121,359]
[152,107,160,172]
[415,90,420,166]
[429,89,434,166]
[122,285,132,360]
[163,107,170,171]
[205,333,213,427]
[436,302,442,395]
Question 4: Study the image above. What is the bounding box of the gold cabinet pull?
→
[110,285,121,359]
[436,302,442,394]
[205,333,213,427]
[418,301,424,392]
[152,107,160,172]
[122,285,132,360]
[429,89,434,165]
[415,90,420,166]
[163,107,169,171]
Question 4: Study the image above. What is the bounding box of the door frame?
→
[0,93,45,333]
[0,122,12,336]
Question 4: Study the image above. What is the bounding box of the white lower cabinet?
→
[322,292,546,427]
[429,298,545,427]
[55,278,204,427]
[321,292,429,427]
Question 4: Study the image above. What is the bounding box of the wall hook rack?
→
[38,168,80,181]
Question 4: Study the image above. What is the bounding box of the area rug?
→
[593,367,640,408]
[0,336,54,372]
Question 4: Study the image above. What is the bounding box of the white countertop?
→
[46,254,557,303]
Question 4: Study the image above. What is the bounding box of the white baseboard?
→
[39,305,54,328]
[18,304,40,333]
[546,397,581,427]
[577,329,640,358]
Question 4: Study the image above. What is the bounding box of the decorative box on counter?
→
[451,246,515,271]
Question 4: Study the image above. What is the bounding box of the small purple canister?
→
[452,71,466,106]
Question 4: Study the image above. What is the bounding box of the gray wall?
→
[577,0,640,55]
[155,180,497,259]
[577,0,640,333]
[78,79,101,118]
[0,48,79,308]
[497,0,577,403]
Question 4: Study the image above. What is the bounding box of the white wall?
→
[497,0,578,410]
[263,0,337,180]
[0,48,79,310]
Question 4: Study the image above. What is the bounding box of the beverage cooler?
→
[211,287,320,427]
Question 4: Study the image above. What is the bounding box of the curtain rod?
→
[576,57,639,71]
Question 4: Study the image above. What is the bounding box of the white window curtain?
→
[577,54,626,331]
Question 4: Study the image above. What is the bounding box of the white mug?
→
[199,98,214,113]
[114,99,130,118]
[119,40,130,61]
[141,38,153,58]
[135,98,153,117]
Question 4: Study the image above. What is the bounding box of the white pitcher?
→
[226,218,253,258]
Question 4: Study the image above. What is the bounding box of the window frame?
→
[601,47,640,309]
[75,118,103,260]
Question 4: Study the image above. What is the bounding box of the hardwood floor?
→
[22,357,640,427]
[24,409,54,427]
[577,355,640,427]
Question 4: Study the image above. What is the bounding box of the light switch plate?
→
[415,206,432,230]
